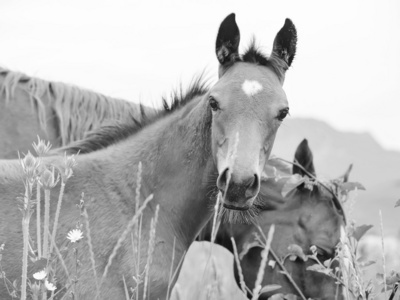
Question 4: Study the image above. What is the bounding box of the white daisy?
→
[44,279,57,291]
[67,229,83,243]
[33,269,47,281]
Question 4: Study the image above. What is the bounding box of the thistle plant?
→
[13,138,79,300]
[39,166,60,259]
[18,151,40,300]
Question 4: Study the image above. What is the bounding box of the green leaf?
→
[268,294,285,300]
[340,181,366,192]
[307,263,332,275]
[268,294,299,300]
[266,156,292,174]
[376,273,384,282]
[386,272,400,285]
[260,284,282,294]
[352,224,373,241]
[395,199,400,208]
[281,174,305,197]
[356,258,376,268]
[287,244,307,261]
[283,294,299,300]
[239,240,264,260]
[323,258,332,268]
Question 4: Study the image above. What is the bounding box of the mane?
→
[239,39,289,81]
[59,75,210,154]
[0,67,148,146]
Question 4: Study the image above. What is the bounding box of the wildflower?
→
[32,136,52,156]
[44,279,57,291]
[33,269,47,280]
[67,229,83,243]
[39,167,60,189]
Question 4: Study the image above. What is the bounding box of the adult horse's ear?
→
[216,13,240,66]
[272,18,297,67]
[293,139,316,177]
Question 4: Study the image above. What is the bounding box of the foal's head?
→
[210,14,297,211]
[236,140,346,299]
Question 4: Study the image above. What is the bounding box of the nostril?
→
[245,174,260,199]
[217,168,229,193]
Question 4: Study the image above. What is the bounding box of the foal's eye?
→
[277,108,289,121]
[209,97,219,111]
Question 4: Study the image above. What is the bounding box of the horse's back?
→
[0,67,155,159]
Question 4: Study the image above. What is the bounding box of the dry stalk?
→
[100,194,153,284]
[231,237,247,296]
[251,224,275,300]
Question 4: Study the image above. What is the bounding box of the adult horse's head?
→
[210,14,297,211]
[235,140,347,299]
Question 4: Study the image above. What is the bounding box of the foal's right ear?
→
[216,13,240,66]
[293,139,316,177]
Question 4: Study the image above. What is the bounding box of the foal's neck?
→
[115,97,215,246]
[152,98,215,243]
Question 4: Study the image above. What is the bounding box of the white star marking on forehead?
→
[242,80,263,97]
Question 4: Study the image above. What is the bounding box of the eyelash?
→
[209,96,219,111]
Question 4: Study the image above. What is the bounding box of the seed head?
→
[32,136,52,156]
[40,167,60,189]
[63,154,78,180]
[19,151,40,180]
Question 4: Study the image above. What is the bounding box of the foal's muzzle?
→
[217,168,260,210]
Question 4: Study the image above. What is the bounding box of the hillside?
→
[271,118,400,236]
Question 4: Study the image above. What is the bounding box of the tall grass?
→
[2,139,164,300]
[3,137,400,300]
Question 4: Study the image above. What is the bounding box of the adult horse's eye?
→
[315,246,332,261]
[277,108,289,121]
[209,97,219,111]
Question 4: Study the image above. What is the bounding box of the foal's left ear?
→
[272,18,297,67]
[216,13,240,66]
[293,139,316,177]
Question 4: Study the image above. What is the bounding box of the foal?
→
[0,13,297,299]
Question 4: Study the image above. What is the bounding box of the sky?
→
[1,0,400,151]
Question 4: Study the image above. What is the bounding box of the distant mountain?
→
[271,118,400,236]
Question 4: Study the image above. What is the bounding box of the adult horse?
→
[0,67,150,159]
[200,139,347,299]
[0,13,297,299]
